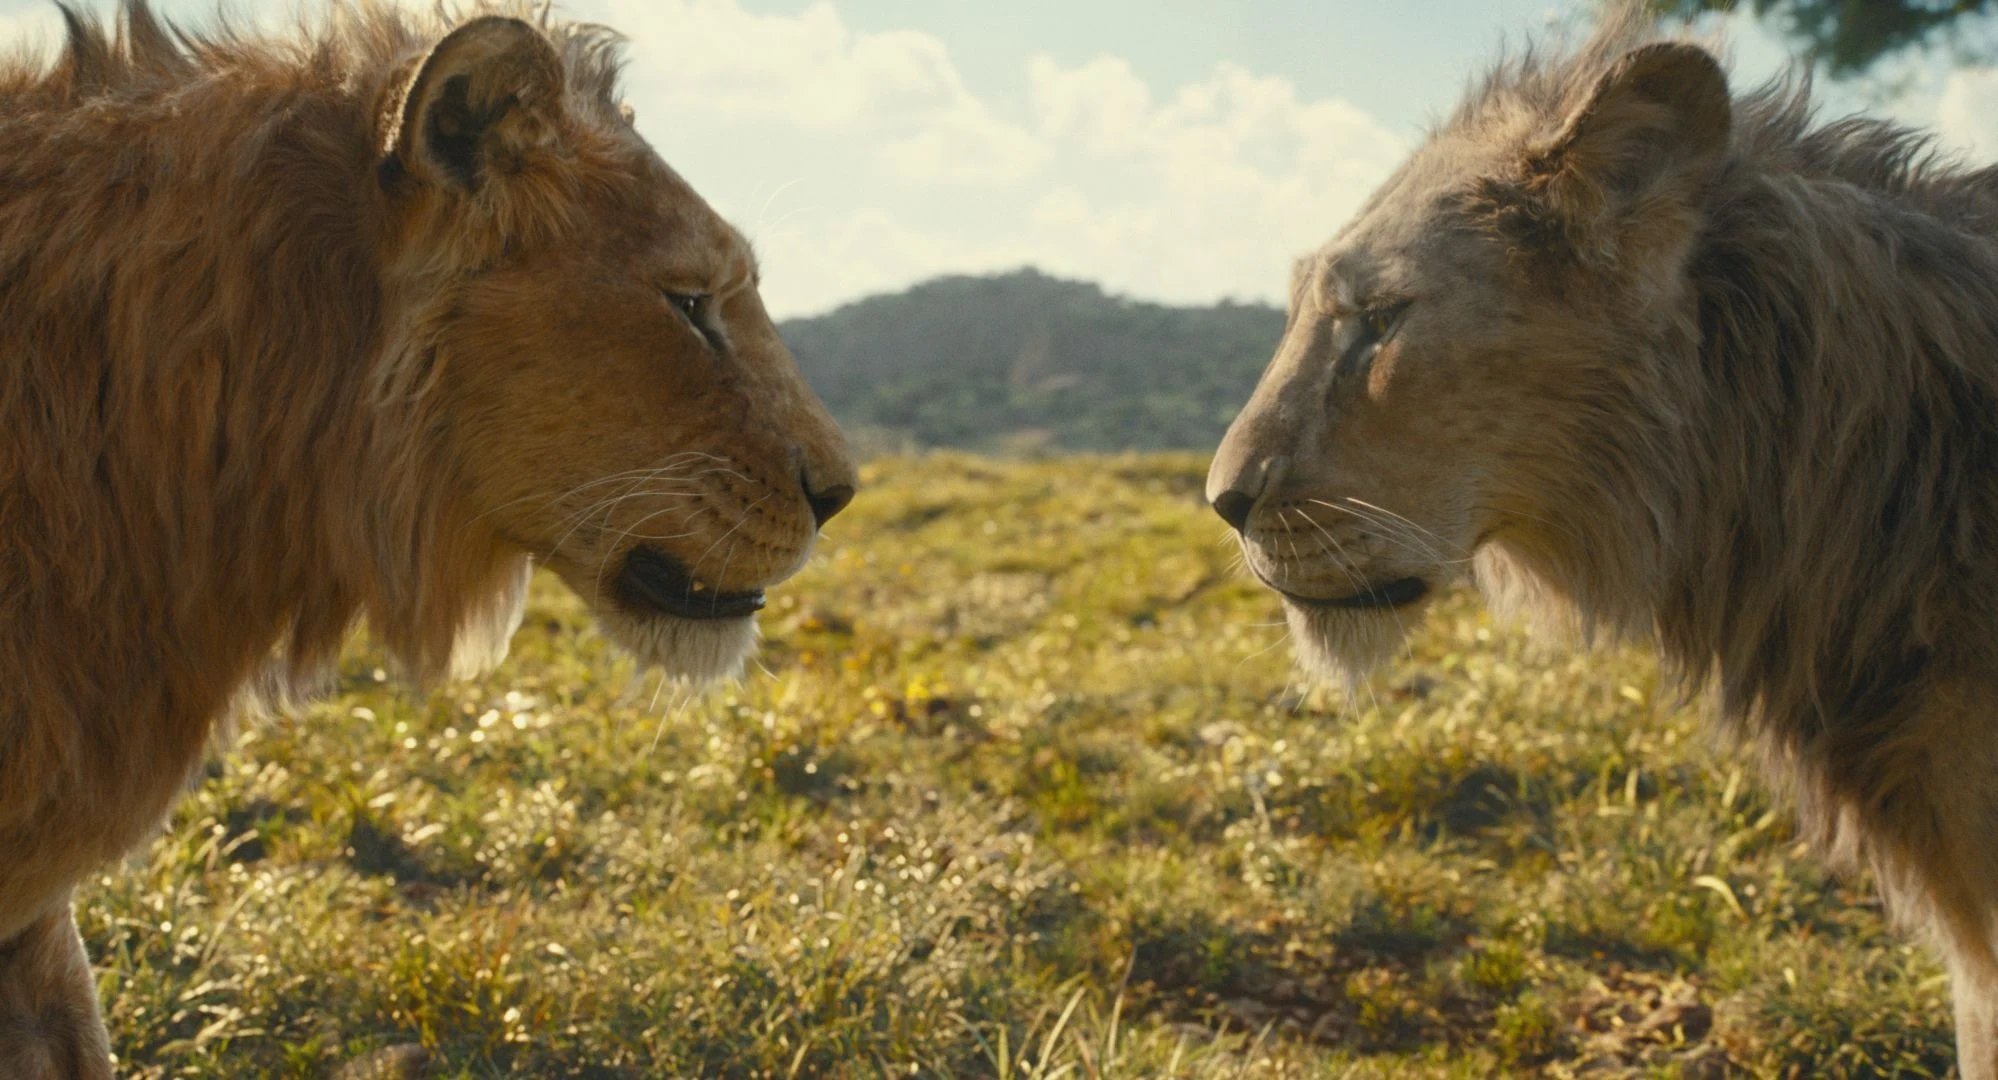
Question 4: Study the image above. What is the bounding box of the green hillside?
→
[92,456,1949,1078]
[781,270,1282,453]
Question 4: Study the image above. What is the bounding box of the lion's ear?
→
[1549,43,1730,192]
[1531,43,1730,244]
[384,16,567,192]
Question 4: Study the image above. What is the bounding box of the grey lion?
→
[1211,5,1998,1075]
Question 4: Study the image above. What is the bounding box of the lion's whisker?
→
[1474,502,1586,550]
[1344,497,1436,539]
[550,484,703,536]
[470,455,722,525]
[549,489,703,560]
[552,462,744,537]
[547,458,742,524]
[685,493,774,586]
[646,681,693,757]
[710,530,745,616]
[1307,499,1444,562]
[1336,497,1479,569]
[550,483,703,533]
[1306,497,1438,550]
[1288,508,1371,591]
[1232,622,1294,677]
[1309,499,1475,568]
[598,515,706,576]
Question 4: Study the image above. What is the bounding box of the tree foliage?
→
[1658,0,1993,75]
[781,269,1282,453]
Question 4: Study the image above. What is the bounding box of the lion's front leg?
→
[1953,963,1997,1080]
[0,896,112,1080]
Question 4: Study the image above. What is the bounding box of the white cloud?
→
[1935,67,1998,165]
[1015,54,1407,307]
[603,0,1042,186]
[588,0,1406,317]
[759,207,1035,308]
[879,102,1049,185]
[1032,55,1153,153]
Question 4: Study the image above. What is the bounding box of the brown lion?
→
[1209,6,1998,1075]
[0,2,854,1074]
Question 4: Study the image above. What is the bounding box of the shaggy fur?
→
[0,3,853,1074]
[1210,5,1998,1073]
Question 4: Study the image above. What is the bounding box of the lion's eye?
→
[1339,300,1411,376]
[664,291,708,321]
[663,290,724,352]
[1365,307,1400,341]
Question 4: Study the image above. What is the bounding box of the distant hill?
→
[779,269,1282,453]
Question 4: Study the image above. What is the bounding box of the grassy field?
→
[86,455,1956,1078]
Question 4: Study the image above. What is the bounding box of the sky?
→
[4,1,1997,318]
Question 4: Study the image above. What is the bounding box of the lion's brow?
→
[725,233,761,291]
[721,252,758,295]
[1288,257,1317,310]
[1297,257,1359,314]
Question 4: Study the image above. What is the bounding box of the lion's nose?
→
[1212,489,1257,531]
[1207,455,1287,533]
[804,477,856,528]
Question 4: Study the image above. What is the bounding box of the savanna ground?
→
[86,455,1955,1078]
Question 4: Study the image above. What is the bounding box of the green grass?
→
[86,454,1956,1078]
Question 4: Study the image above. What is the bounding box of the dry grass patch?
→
[91,455,1953,1077]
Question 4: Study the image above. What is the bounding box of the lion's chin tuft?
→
[598,610,760,684]
[1286,602,1422,696]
